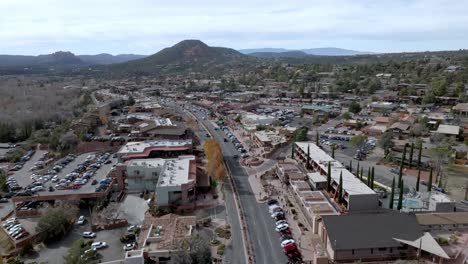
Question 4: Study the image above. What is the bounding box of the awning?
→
[393,232,450,259]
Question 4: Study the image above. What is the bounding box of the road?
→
[187,105,288,264]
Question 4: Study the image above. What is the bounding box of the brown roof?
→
[416,212,468,226]
[375,116,390,123]
[389,122,410,131]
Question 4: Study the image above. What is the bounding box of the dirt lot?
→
[444,165,468,201]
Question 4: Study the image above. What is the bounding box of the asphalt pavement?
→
[189,107,288,264]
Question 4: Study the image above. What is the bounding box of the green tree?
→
[294,127,308,141]
[291,144,295,159]
[398,145,407,185]
[389,177,395,209]
[170,235,212,264]
[408,143,414,168]
[36,205,78,242]
[306,145,311,170]
[350,134,368,149]
[349,160,352,173]
[378,130,394,156]
[367,167,371,186]
[348,101,362,114]
[341,112,352,120]
[63,239,100,264]
[397,180,404,210]
[356,162,360,177]
[427,167,433,192]
[417,142,423,168]
[360,167,364,181]
[326,162,331,192]
[337,171,343,203]
[126,95,136,106]
[331,145,335,158]
[416,169,421,192]
[370,167,375,189]
[315,131,320,146]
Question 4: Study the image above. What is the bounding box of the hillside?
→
[249,51,309,58]
[0,51,84,67]
[78,54,147,65]
[240,47,372,56]
[106,40,255,76]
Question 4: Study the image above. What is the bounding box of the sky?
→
[1,0,468,55]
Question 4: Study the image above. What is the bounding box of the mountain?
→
[249,50,309,58]
[239,48,290,54]
[107,40,254,76]
[0,51,84,67]
[78,54,147,65]
[301,47,372,56]
[239,47,372,56]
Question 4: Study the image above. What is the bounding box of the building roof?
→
[434,124,460,135]
[295,142,375,195]
[322,212,423,250]
[389,122,410,131]
[118,140,192,155]
[416,212,468,226]
[394,233,450,259]
[301,104,332,113]
[254,130,287,145]
[375,116,390,123]
[453,103,468,112]
[127,155,196,187]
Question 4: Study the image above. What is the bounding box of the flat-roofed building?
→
[126,156,196,206]
[117,140,192,161]
[293,142,378,212]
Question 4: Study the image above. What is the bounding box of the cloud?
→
[0,0,467,54]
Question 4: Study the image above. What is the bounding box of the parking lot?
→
[28,214,127,264]
[9,150,47,187]
[9,152,117,199]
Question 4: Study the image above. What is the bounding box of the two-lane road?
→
[189,108,288,264]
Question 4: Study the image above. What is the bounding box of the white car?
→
[123,243,135,251]
[281,239,295,247]
[276,220,288,226]
[268,204,281,214]
[275,223,289,232]
[77,216,85,225]
[271,211,285,219]
[82,232,96,238]
[91,241,108,250]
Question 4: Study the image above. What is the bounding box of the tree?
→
[429,143,452,185]
[348,101,362,114]
[367,167,371,186]
[398,145,407,185]
[170,235,212,264]
[341,112,352,120]
[389,177,395,209]
[356,162,359,177]
[306,145,311,170]
[337,172,343,203]
[349,160,353,173]
[0,169,8,192]
[36,205,78,242]
[416,169,421,192]
[397,180,404,210]
[294,127,308,142]
[427,167,433,192]
[378,131,394,156]
[126,95,136,106]
[60,131,79,151]
[64,239,100,264]
[331,145,335,159]
[408,143,414,168]
[350,134,368,149]
[417,142,423,168]
[315,131,319,146]
[326,162,331,192]
[234,115,242,123]
[291,144,295,159]
[370,167,375,189]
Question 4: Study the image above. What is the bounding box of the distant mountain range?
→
[0,52,146,67]
[239,47,373,56]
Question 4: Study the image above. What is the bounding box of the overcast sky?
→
[1,0,467,55]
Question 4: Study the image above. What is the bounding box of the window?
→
[370,248,373,254]
[378,247,386,251]
[352,249,355,255]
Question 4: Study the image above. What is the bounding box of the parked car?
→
[123,243,135,251]
[267,199,278,206]
[91,242,108,250]
[275,223,289,232]
[82,231,96,238]
[77,216,85,225]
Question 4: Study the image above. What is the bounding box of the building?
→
[293,142,378,212]
[240,113,276,131]
[126,156,196,206]
[274,161,306,184]
[130,118,188,139]
[320,212,449,263]
[252,130,287,157]
[301,104,333,116]
[432,124,461,139]
[117,140,193,161]
[416,212,468,232]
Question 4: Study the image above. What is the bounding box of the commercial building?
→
[293,142,378,212]
[252,130,287,157]
[126,156,196,206]
[130,118,188,140]
[117,140,192,161]
[320,212,450,263]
